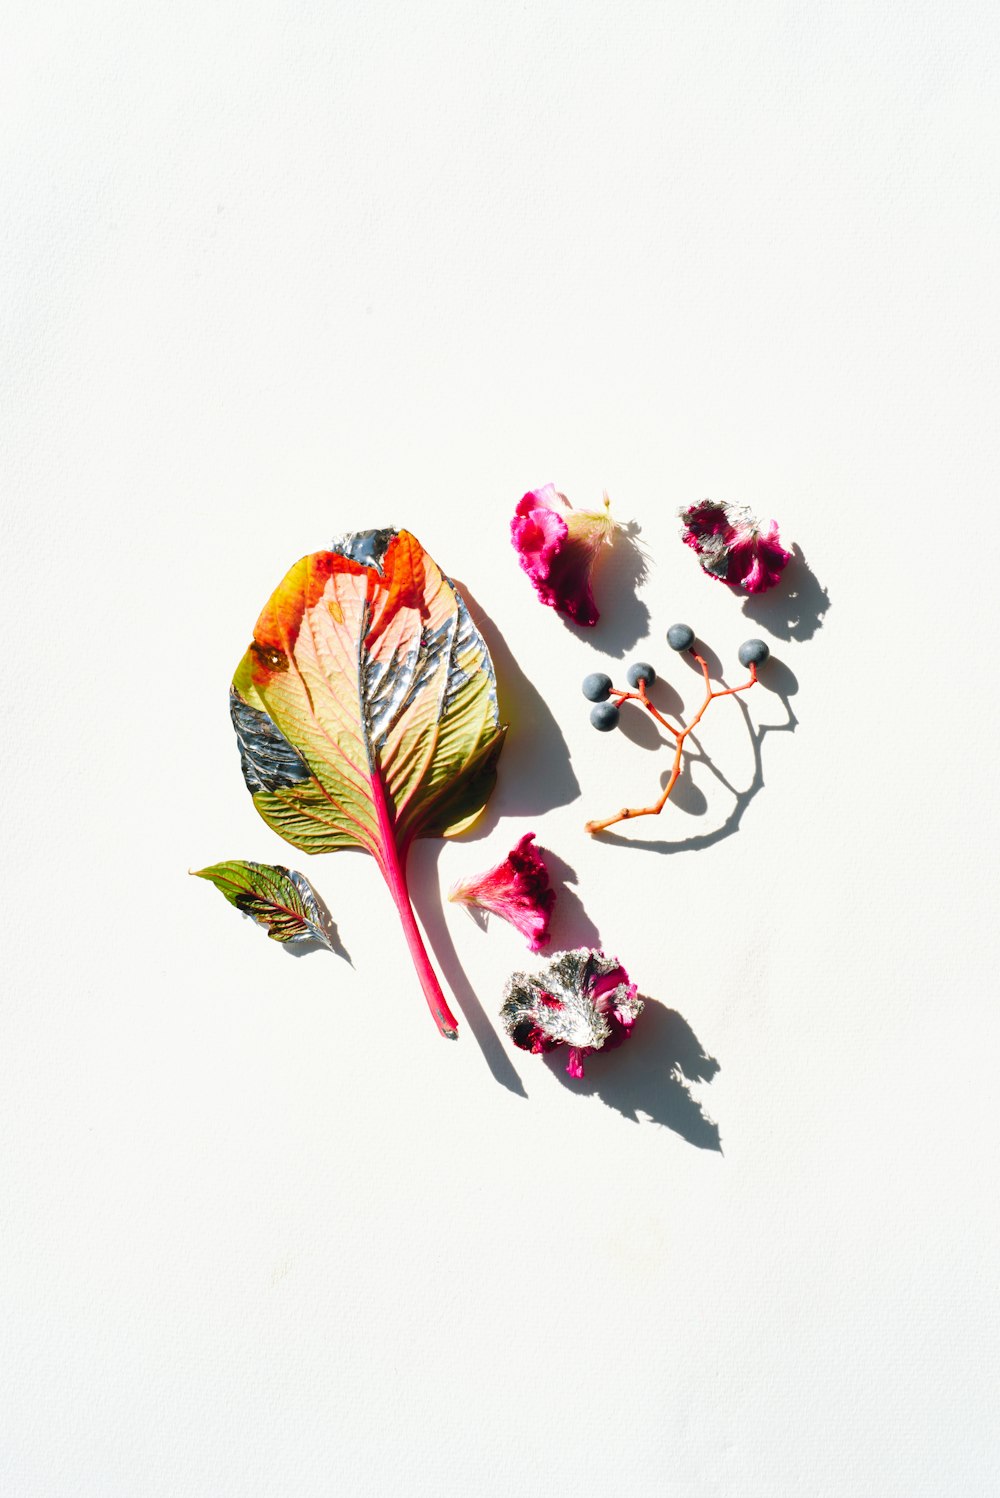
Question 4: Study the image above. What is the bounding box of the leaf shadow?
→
[282,933,352,964]
[563,520,651,659]
[411,842,528,1097]
[740,543,830,642]
[590,657,799,854]
[545,997,723,1150]
[279,884,352,964]
[456,583,580,833]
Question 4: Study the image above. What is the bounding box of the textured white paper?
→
[2,3,999,1495]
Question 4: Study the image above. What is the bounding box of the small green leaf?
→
[192,861,342,953]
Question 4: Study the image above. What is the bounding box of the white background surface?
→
[3,4,999,1495]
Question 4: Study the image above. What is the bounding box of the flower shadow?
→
[545,997,722,1150]
[542,849,603,949]
[456,583,581,834]
[590,658,799,854]
[740,543,830,642]
[564,520,651,660]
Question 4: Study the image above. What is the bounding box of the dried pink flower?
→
[500,948,643,1078]
[511,484,617,625]
[680,500,791,594]
[448,832,555,952]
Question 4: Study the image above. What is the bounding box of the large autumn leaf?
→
[229,528,506,1036]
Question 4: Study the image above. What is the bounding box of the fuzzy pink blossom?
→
[680,500,791,594]
[511,484,617,625]
[500,948,643,1078]
[448,832,555,951]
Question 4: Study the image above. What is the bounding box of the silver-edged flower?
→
[500,948,644,1078]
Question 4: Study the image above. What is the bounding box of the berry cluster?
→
[581,625,770,834]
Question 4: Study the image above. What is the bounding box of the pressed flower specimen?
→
[511,484,618,625]
[500,948,643,1078]
[582,631,767,834]
[448,832,555,951]
[680,500,790,594]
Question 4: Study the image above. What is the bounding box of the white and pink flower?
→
[448,832,555,952]
[511,484,617,625]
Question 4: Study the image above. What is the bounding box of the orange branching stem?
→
[585,656,758,835]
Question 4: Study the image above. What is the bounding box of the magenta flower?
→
[500,948,643,1078]
[449,832,555,952]
[680,500,791,594]
[511,484,617,625]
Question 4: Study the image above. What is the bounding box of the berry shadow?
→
[563,521,651,660]
[740,543,830,642]
[680,640,725,679]
[590,658,799,854]
[617,704,664,751]
[614,675,686,752]
[667,761,708,817]
[646,675,685,718]
[455,583,581,835]
[544,997,722,1150]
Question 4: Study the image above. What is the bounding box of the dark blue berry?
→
[667,623,695,652]
[590,701,620,732]
[626,661,656,689]
[738,638,770,667]
[582,672,613,702]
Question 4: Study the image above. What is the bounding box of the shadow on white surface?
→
[412,839,722,1151]
[741,543,830,642]
[541,849,603,950]
[277,885,353,966]
[415,847,528,1096]
[456,585,581,838]
[546,997,723,1150]
[617,672,687,751]
[562,520,651,659]
[281,933,353,964]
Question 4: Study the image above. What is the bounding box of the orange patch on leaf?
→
[252,550,368,661]
[366,531,429,648]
